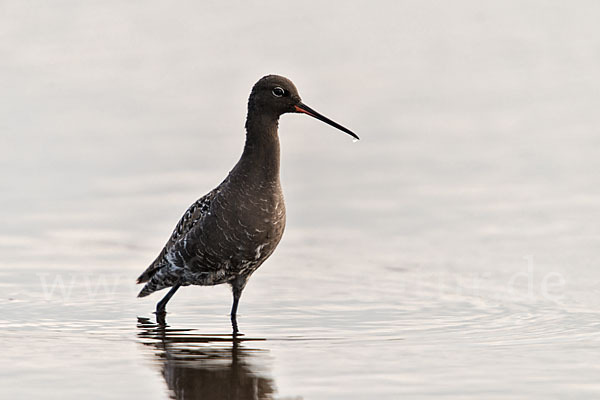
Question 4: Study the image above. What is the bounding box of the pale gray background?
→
[2,1,600,399]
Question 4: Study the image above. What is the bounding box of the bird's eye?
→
[272,87,285,97]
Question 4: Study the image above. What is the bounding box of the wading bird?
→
[136,75,358,332]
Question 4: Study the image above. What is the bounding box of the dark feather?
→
[136,188,219,287]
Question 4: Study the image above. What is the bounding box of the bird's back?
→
[136,187,219,286]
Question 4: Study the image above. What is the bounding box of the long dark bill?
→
[295,102,359,140]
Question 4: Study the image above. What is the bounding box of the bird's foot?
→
[231,314,241,336]
[154,309,168,326]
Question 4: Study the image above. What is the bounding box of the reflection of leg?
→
[231,287,242,334]
[156,283,181,316]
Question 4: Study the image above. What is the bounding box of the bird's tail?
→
[136,266,178,298]
[136,270,152,285]
[137,283,154,298]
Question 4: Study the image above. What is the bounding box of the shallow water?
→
[3,1,600,399]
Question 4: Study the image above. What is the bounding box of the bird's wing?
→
[136,187,219,284]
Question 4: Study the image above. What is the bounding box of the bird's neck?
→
[238,112,281,183]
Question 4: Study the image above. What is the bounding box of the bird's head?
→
[248,75,359,140]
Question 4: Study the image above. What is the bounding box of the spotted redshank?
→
[136,75,358,332]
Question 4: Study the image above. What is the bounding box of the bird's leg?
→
[229,276,249,335]
[155,283,181,323]
[230,287,243,335]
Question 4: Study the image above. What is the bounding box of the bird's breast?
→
[213,181,286,264]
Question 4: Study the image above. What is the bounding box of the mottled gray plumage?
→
[136,74,358,331]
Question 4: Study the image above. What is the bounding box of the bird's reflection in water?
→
[137,317,277,400]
